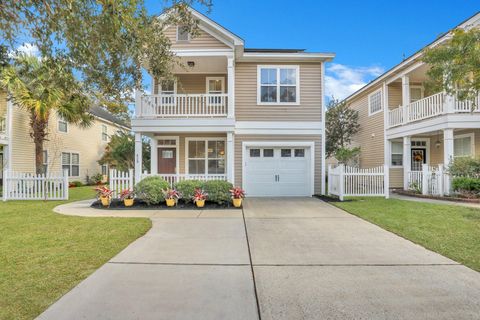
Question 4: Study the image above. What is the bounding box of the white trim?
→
[156,136,180,175]
[368,88,383,116]
[236,129,323,135]
[239,52,335,62]
[205,76,225,93]
[185,137,227,175]
[320,62,326,195]
[257,65,300,106]
[241,141,315,196]
[454,132,475,158]
[171,49,234,58]
[235,121,323,130]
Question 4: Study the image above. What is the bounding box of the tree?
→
[0,1,211,115]
[334,147,361,166]
[326,99,360,158]
[423,28,480,109]
[1,55,93,174]
[99,131,150,172]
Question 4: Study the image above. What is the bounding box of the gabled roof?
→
[89,106,130,129]
[344,11,480,103]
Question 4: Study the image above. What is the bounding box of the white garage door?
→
[244,146,312,197]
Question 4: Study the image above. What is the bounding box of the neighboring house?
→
[132,8,334,196]
[343,12,480,190]
[0,91,129,184]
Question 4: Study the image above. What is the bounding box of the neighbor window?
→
[177,25,190,41]
[258,66,299,104]
[454,134,474,158]
[58,117,68,133]
[62,152,80,177]
[101,164,108,176]
[368,89,382,115]
[101,124,108,141]
[187,139,225,174]
[42,150,48,173]
[391,141,403,166]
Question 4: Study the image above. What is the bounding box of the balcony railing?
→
[388,92,480,128]
[137,93,228,118]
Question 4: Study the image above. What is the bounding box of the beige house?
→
[132,8,334,196]
[344,12,480,191]
[0,91,129,184]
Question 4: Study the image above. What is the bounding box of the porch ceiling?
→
[172,56,227,74]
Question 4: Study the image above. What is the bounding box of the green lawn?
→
[333,197,480,272]
[0,187,151,320]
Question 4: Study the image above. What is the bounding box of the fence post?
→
[438,164,444,196]
[3,169,7,201]
[63,169,69,200]
[128,169,134,190]
[327,165,332,196]
[422,164,429,195]
[339,164,345,201]
[384,164,390,199]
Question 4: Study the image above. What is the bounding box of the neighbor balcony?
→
[388,92,480,128]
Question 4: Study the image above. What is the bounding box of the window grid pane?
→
[281,149,292,157]
[369,91,382,114]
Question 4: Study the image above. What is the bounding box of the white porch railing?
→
[328,164,389,201]
[3,170,69,201]
[140,173,227,187]
[407,164,450,196]
[388,92,480,128]
[138,93,228,118]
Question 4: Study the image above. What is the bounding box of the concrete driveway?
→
[39,198,480,320]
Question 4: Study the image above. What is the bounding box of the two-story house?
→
[0,90,129,184]
[132,8,334,197]
[344,12,480,192]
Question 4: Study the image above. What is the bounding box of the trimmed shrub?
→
[204,180,233,205]
[134,176,170,205]
[174,180,205,203]
[449,157,480,178]
[452,177,480,198]
[69,181,83,187]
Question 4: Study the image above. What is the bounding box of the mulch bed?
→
[393,189,480,204]
[91,199,241,210]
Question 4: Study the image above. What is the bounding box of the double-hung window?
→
[101,124,108,141]
[187,139,225,175]
[258,66,299,104]
[42,150,48,173]
[368,89,383,115]
[58,117,68,133]
[62,152,80,177]
[454,134,474,158]
[391,141,403,167]
[177,25,190,42]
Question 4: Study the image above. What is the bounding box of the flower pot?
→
[196,199,205,208]
[100,196,110,207]
[124,198,134,207]
[232,198,243,208]
[166,198,176,207]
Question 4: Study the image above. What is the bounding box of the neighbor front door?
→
[411,149,426,171]
[158,148,176,174]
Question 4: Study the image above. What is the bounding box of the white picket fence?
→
[140,172,227,187]
[3,170,69,201]
[407,164,449,196]
[328,164,389,201]
[109,169,134,198]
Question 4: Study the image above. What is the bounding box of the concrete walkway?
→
[39,198,480,320]
[391,192,480,209]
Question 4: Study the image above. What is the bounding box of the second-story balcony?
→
[137,93,228,118]
[388,92,480,128]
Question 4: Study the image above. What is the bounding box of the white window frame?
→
[368,88,383,116]
[257,65,300,106]
[390,140,403,168]
[101,124,108,142]
[185,137,227,175]
[454,133,475,158]
[409,85,425,103]
[176,25,191,42]
[61,151,80,177]
[206,77,225,94]
[58,117,68,133]
[157,136,180,175]
[101,164,108,176]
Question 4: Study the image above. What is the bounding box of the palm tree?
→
[1,55,93,174]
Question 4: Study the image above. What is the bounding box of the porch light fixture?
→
[187,61,195,67]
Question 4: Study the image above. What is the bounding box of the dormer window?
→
[177,25,190,42]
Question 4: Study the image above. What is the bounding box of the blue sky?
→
[145,0,479,99]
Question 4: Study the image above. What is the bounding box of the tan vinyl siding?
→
[235,62,323,121]
[0,90,6,119]
[234,134,323,194]
[154,74,227,95]
[347,85,385,169]
[390,168,403,188]
[388,82,402,109]
[165,26,230,50]
[9,108,126,183]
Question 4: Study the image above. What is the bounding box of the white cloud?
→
[13,43,39,57]
[325,63,384,101]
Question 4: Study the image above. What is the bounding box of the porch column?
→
[134,132,143,183]
[403,136,411,190]
[401,76,410,123]
[227,57,235,119]
[150,138,158,175]
[226,132,235,184]
[443,128,454,194]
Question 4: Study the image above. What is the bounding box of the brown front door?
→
[158,148,176,174]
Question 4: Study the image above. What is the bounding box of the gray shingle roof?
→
[89,106,130,128]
